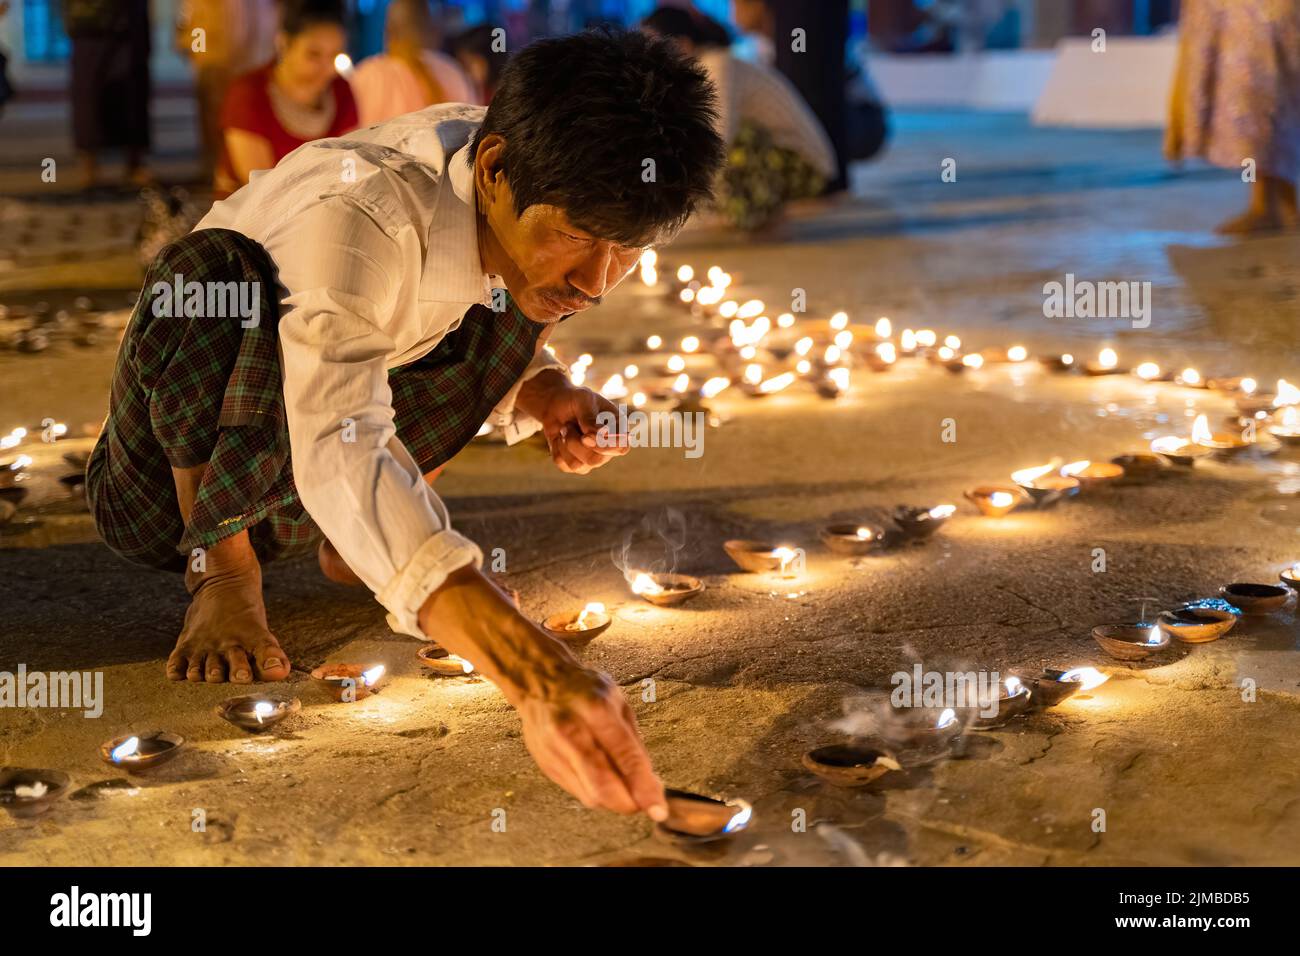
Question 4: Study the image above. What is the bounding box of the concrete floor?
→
[3,107,1300,866]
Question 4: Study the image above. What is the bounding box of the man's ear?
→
[473,133,508,206]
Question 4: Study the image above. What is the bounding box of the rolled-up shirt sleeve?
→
[274,199,483,637]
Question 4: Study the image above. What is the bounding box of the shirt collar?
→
[420,141,493,306]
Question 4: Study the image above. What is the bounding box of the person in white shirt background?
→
[87,30,725,821]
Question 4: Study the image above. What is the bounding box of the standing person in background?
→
[770,0,849,193]
[65,0,153,189]
[177,0,278,182]
[450,24,509,104]
[1166,0,1300,235]
[350,0,478,124]
[215,0,357,196]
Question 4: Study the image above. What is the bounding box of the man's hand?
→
[419,566,667,820]
[516,368,630,475]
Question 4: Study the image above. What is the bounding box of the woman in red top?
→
[216,0,358,197]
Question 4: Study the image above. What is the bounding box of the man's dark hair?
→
[280,0,347,37]
[469,29,724,247]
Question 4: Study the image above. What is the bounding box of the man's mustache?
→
[542,288,602,312]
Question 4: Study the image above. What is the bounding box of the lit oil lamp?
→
[1268,406,1300,445]
[543,601,612,641]
[0,768,72,819]
[1083,347,1125,376]
[1011,462,1079,506]
[627,570,704,607]
[819,522,887,556]
[1219,583,1290,615]
[311,663,386,701]
[1133,361,1165,382]
[723,539,800,574]
[891,504,956,539]
[1279,563,1300,591]
[1175,367,1208,389]
[963,677,1033,729]
[100,731,185,772]
[215,694,301,733]
[1156,605,1237,643]
[881,706,964,753]
[656,789,753,846]
[1039,352,1075,373]
[1060,459,1124,492]
[1189,412,1252,457]
[416,643,475,676]
[964,485,1025,517]
[1016,667,1109,708]
[815,365,852,398]
[801,746,901,788]
[1092,623,1169,661]
[1150,416,1215,466]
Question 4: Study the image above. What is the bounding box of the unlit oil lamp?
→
[1011,463,1079,506]
[1219,583,1290,615]
[1110,453,1168,484]
[311,663,386,700]
[656,789,753,845]
[416,643,475,676]
[0,768,71,819]
[964,485,1025,517]
[1060,459,1124,492]
[627,570,704,607]
[1016,667,1109,708]
[543,601,612,641]
[723,539,801,574]
[819,522,887,555]
[801,745,901,788]
[1157,605,1237,643]
[100,731,185,772]
[1092,623,1169,661]
[215,694,300,733]
[891,503,956,539]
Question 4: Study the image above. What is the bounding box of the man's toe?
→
[205,652,227,683]
[226,647,253,684]
[253,638,290,680]
[166,650,188,681]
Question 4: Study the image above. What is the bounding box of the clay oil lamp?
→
[1011,462,1079,507]
[964,677,1033,729]
[0,768,72,819]
[1092,623,1169,661]
[99,731,185,773]
[1189,413,1252,458]
[0,453,32,488]
[1017,667,1109,708]
[883,706,964,753]
[964,485,1025,517]
[724,539,798,574]
[1133,361,1168,383]
[819,522,887,555]
[543,602,612,641]
[215,694,300,733]
[1174,367,1209,389]
[801,745,902,788]
[1039,352,1075,373]
[1219,583,1290,615]
[891,503,956,539]
[656,789,753,846]
[311,663,386,701]
[1060,459,1124,493]
[416,643,475,676]
[814,366,853,398]
[1280,563,1300,591]
[1150,430,1213,467]
[1208,375,1253,395]
[1083,347,1125,376]
[1110,453,1168,485]
[1268,406,1300,446]
[627,570,704,607]
[1156,605,1237,644]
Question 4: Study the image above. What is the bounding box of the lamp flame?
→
[700,376,730,399]
[1060,460,1090,477]
[112,736,140,762]
[630,572,664,596]
[1011,463,1055,485]
[1059,667,1109,691]
[759,372,796,394]
[1097,348,1118,370]
[361,664,385,686]
[1191,414,1213,446]
[928,504,956,519]
[253,701,275,724]
[936,708,957,729]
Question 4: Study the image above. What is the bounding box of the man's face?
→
[475,136,646,324]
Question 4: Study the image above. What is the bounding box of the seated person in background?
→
[350,0,479,125]
[641,6,835,230]
[216,0,357,196]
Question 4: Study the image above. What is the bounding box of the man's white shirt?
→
[196,104,564,637]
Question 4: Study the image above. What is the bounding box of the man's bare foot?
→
[167,556,291,683]
[1216,207,1282,236]
[318,539,365,587]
